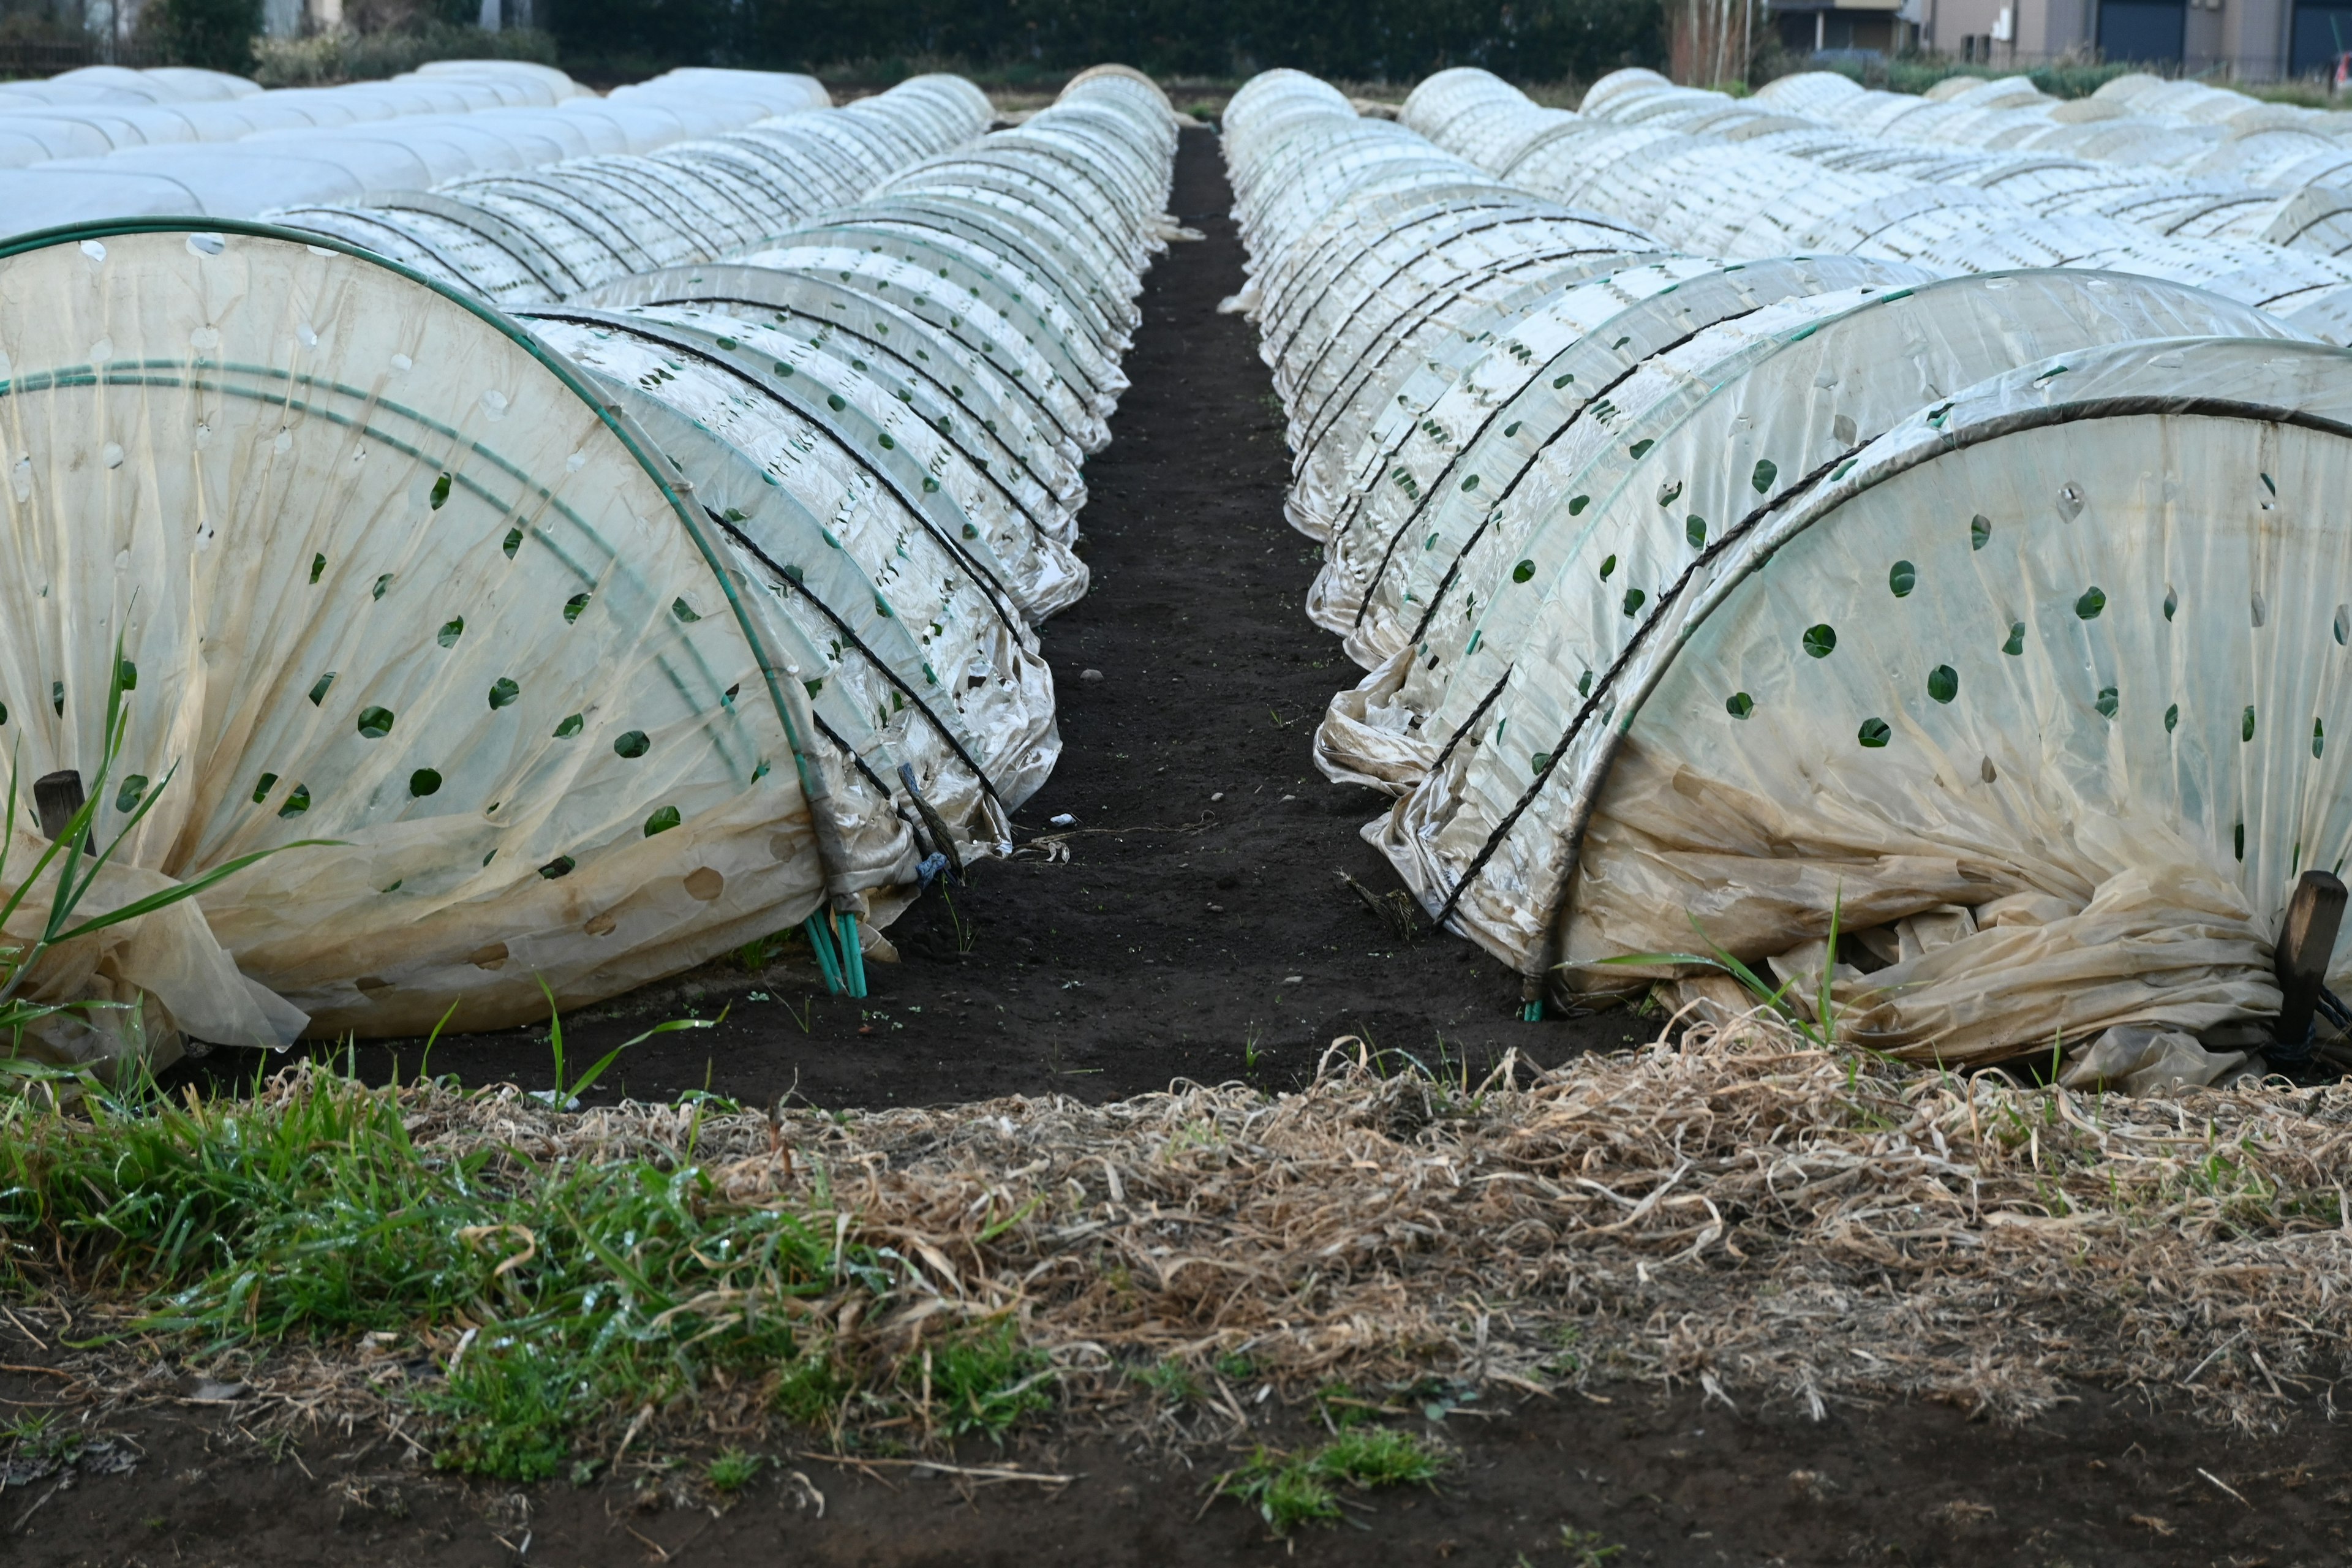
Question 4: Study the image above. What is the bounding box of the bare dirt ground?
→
[6,1363,2346,1567]
[32,127,2348,1567]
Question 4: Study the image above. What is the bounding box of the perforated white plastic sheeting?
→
[0,62,581,163]
[1743,70,2352,256]
[0,66,258,108]
[277,77,989,307]
[733,70,1178,467]
[1223,71,1664,564]
[1242,67,2352,1068]
[1756,68,2352,173]
[1401,69,2352,344]
[0,69,1175,1074]
[0,68,827,236]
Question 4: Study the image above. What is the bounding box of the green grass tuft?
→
[1212,1427,1452,1536]
[0,1062,928,1481]
[1309,1425,1448,1487]
[1131,1357,1204,1406]
[1215,1446,1343,1535]
[917,1321,1054,1438]
[705,1448,761,1493]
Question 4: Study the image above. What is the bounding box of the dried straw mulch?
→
[29,1015,2352,1440]
[418,1014,2352,1431]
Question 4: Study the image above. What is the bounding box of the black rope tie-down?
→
[794,212,1112,402]
[1284,211,1651,439]
[608,276,1065,506]
[659,146,804,222]
[1354,301,1766,640]
[458,179,647,274]
[1265,203,1507,385]
[561,163,719,251]
[522,309,1033,641]
[746,226,1096,448]
[862,194,1126,353]
[892,173,1133,303]
[1256,180,1478,361]
[1311,251,1653,546]
[910,143,1137,260]
[1426,394,2349,987]
[1295,239,1656,469]
[1427,440,1872,938]
[709,508,1008,811]
[1266,195,1526,369]
[335,198,571,301]
[664,300,1058,549]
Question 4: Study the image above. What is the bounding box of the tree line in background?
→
[25,0,1659,84]
[552,0,1663,83]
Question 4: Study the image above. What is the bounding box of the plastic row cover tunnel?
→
[1591,69,2352,265]
[1751,69,2352,191]
[0,68,822,238]
[1400,69,2352,344]
[1221,72,1665,567]
[273,77,993,308]
[0,69,1179,1074]
[1237,69,2352,1079]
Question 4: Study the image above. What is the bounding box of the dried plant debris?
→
[4,1013,2350,1483]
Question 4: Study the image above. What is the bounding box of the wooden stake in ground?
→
[31,769,83,843]
[2272,870,2346,1057]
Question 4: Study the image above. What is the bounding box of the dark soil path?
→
[9,1366,2345,1568]
[227,126,1625,1115]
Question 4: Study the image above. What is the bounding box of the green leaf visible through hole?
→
[355,706,395,739]
[1803,624,1836,658]
[644,804,680,835]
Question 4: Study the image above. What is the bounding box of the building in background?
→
[1766,0,2340,80]
[1767,0,1920,58]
